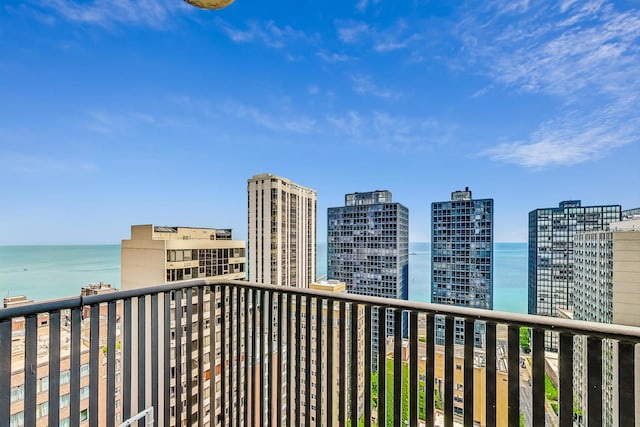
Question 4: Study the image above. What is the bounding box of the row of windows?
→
[11,365,91,402]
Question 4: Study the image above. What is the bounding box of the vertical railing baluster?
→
[339,301,347,426]
[410,312,418,427]
[444,316,454,427]
[618,341,636,427]
[425,314,435,427]
[350,303,360,427]
[220,286,227,427]
[327,299,334,426]
[70,307,81,427]
[24,314,37,427]
[48,311,61,427]
[394,309,402,426]
[253,288,260,427]
[587,337,603,426]
[244,287,250,427]
[317,297,324,427]
[0,320,10,423]
[559,332,574,427]
[464,319,474,427]
[138,296,147,419]
[378,307,386,427]
[228,287,234,427]
[106,301,116,427]
[485,322,497,427]
[532,328,545,427]
[163,293,171,427]
[286,294,293,427]
[266,290,272,427]
[210,287,217,427]
[237,287,242,427]
[151,294,159,427]
[507,325,519,427]
[258,289,264,427]
[277,292,283,427]
[197,288,204,427]
[89,304,100,427]
[296,294,302,426]
[175,291,183,425]
[306,295,312,426]
[186,288,193,426]
[123,298,132,423]
[364,305,372,427]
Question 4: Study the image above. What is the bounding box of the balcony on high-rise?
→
[1,278,639,426]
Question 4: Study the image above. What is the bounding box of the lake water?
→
[0,243,527,314]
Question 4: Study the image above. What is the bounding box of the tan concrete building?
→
[121,225,247,426]
[247,173,317,288]
[573,219,640,426]
[121,224,245,290]
[376,342,509,427]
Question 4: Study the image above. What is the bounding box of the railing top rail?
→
[2,278,640,342]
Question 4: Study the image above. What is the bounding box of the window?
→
[37,376,49,392]
[37,401,48,418]
[10,412,24,427]
[81,364,90,377]
[60,393,70,408]
[60,418,70,427]
[80,386,90,400]
[11,385,24,403]
[80,409,89,422]
[60,370,71,385]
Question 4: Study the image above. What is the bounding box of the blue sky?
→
[1,0,638,245]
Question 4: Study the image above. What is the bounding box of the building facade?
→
[327,190,409,368]
[572,219,640,427]
[431,188,493,345]
[121,224,245,290]
[121,225,247,426]
[528,201,621,350]
[247,173,317,288]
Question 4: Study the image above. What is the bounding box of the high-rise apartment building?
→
[528,201,621,350]
[327,190,409,368]
[572,219,640,427]
[247,173,317,288]
[121,224,247,426]
[431,188,494,309]
[431,188,493,344]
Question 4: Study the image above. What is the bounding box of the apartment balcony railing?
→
[1,278,639,427]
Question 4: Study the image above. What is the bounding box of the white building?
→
[573,219,640,426]
[247,173,317,288]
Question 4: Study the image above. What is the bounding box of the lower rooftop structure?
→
[0,278,639,427]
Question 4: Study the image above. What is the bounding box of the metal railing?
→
[1,278,638,426]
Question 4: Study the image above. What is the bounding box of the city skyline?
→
[1,1,639,245]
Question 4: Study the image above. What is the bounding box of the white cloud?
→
[33,0,184,28]
[459,0,640,167]
[482,106,638,167]
[336,20,370,43]
[351,74,399,98]
[335,19,421,53]
[327,111,449,152]
[221,101,317,134]
[219,19,313,49]
[316,51,353,63]
[1,151,96,175]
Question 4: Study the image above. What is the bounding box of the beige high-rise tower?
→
[247,173,317,287]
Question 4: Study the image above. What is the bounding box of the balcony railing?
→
[1,278,639,426]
